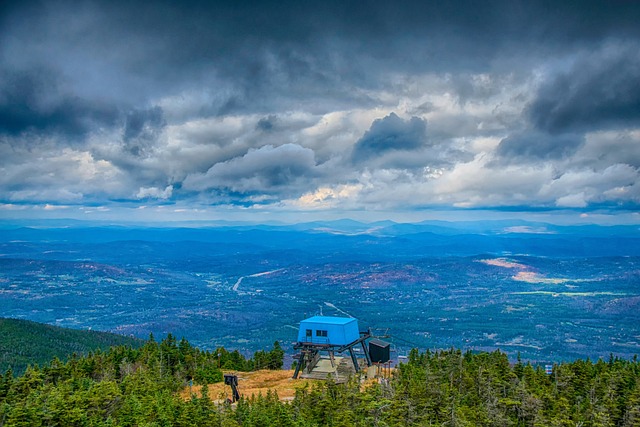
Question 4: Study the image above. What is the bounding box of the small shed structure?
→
[297,316,360,346]
[369,339,391,364]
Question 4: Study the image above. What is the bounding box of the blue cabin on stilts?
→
[296,316,360,346]
[293,315,372,380]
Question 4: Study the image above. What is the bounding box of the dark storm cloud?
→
[496,131,585,161]
[123,107,164,143]
[138,1,639,114]
[352,113,428,162]
[256,115,277,132]
[122,107,166,157]
[2,1,640,213]
[0,67,118,138]
[528,45,640,134]
[496,43,640,168]
[5,1,640,118]
[182,144,319,195]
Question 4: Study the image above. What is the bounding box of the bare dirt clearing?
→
[180,370,317,402]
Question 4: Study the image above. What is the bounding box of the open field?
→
[180,370,316,402]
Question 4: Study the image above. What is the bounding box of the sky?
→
[1,1,640,224]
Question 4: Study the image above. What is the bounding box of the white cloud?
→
[136,185,173,200]
[43,204,70,210]
[555,192,587,208]
[9,189,84,203]
[0,203,29,210]
[285,184,364,210]
[539,163,638,206]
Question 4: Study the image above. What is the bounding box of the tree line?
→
[1,336,640,426]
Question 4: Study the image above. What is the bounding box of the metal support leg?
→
[349,348,359,372]
[361,341,372,366]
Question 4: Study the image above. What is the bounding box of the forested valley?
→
[1,333,640,426]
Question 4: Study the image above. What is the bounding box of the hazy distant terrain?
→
[1,220,639,362]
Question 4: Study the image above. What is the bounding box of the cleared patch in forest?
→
[180,370,317,402]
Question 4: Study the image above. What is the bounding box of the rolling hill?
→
[0,318,143,374]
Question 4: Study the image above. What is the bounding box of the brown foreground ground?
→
[179,370,317,402]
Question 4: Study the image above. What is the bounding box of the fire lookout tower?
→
[292,316,373,380]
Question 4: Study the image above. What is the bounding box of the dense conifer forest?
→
[1,330,640,426]
[0,318,144,375]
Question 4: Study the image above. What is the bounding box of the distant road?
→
[232,277,244,292]
[324,302,354,317]
[232,269,284,293]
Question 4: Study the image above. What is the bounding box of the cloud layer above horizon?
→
[1,1,640,220]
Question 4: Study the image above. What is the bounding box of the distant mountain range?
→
[1,218,639,257]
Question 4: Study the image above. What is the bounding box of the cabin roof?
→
[301,316,355,325]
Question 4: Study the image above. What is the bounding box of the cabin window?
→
[305,329,312,337]
[316,330,327,337]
